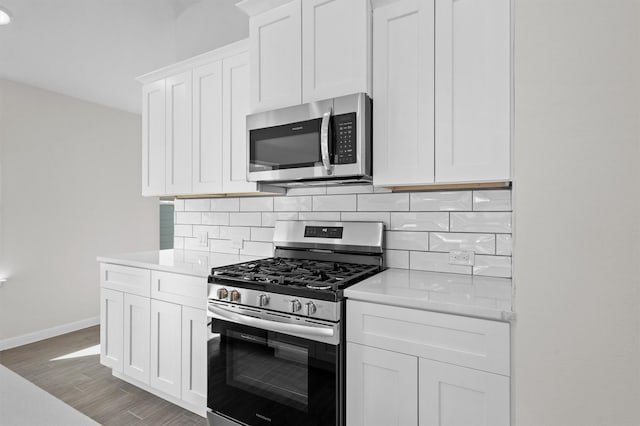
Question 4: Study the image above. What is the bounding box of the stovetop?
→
[208,257,382,301]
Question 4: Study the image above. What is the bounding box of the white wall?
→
[513,1,640,425]
[0,80,159,347]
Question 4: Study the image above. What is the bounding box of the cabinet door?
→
[419,358,510,426]
[192,61,224,194]
[347,343,418,426]
[434,0,511,182]
[123,293,150,384]
[142,80,166,196]
[150,299,182,398]
[100,288,124,373]
[249,0,302,112]
[302,0,370,102]
[222,52,257,193]
[372,0,435,187]
[181,307,207,407]
[165,71,193,195]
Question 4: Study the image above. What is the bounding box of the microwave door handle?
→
[207,303,334,338]
[321,109,332,175]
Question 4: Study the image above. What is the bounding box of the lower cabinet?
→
[99,263,207,416]
[346,300,511,426]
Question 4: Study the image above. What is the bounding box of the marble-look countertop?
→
[97,249,264,278]
[344,268,513,321]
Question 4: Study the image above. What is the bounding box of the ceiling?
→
[0,0,248,114]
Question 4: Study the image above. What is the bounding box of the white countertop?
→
[344,268,513,321]
[97,249,264,277]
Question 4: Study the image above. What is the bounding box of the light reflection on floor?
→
[50,344,100,361]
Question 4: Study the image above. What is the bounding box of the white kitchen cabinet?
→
[301,0,371,103]
[248,0,302,112]
[222,52,257,193]
[346,342,418,426]
[123,293,151,384]
[434,0,511,182]
[192,61,224,194]
[150,299,182,399]
[419,358,510,426]
[100,288,124,373]
[181,306,207,407]
[141,80,166,196]
[165,71,193,195]
[372,0,435,187]
[372,0,511,187]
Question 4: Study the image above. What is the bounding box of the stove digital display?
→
[304,226,343,239]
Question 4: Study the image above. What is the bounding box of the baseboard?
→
[0,316,100,351]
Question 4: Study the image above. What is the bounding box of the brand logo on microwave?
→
[256,413,272,422]
[291,126,304,131]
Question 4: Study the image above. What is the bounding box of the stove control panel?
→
[207,284,341,322]
[304,226,343,239]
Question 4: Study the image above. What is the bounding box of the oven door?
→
[207,303,340,426]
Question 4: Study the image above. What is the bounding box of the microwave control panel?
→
[333,113,357,164]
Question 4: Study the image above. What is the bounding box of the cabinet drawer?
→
[151,270,206,309]
[346,300,510,375]
[100,263,151,297]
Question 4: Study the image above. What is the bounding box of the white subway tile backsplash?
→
[473,190,511,211]
[251,227,275,242]
[287,187,327,196]
[173,236,185,249]
[274,196,312,211]
[358,193,409,211]
[176,212,201,225]
[341,212,391,228]
[174,199,185,212]
[174,224,193,237]
[313,195,356,211]
[193,225,220,239]
[299,212,342,221]
[230,212,262,227]
[185,199,210,211]
[202,212,230,226]
[211,198,240,212]
[429,233,495,254]
[410,191,472,211]
[240,241,274,257]
[450,212,512,233]
[262,212,299,227]
[473,255,512,278]
[210,239,239,254]
[410,251,472,275]
[326,184,373,194]
[220,226,250,240]
[385,231,429,251]
[496,234,513,256]
[390,212,449,232]
[385,250,409,269]
[183,237,209,252]
[240,197,273,212]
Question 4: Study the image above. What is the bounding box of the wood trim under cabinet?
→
[386,181,511,192]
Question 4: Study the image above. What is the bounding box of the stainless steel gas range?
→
[206,220,384,426]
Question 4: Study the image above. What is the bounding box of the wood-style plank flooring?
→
[0,326,206,426]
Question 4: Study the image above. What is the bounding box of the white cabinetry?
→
[239,0,371,112]
[372,0,511,187]
[346,300,510,426]
[99,262,207,417]
[138,40,269,197]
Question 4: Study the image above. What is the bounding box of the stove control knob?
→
[258,294,270,307]
[217,288,229,300]
[289,299,302,313]
[230,290,241,303]
[304,302,317,316]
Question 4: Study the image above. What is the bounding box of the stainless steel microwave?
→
[246,93,372,186]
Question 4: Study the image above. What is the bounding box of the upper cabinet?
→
[138,40,270,197]
[238,0,372,113]
[373,0,512,187]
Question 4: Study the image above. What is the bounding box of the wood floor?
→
[0,326,207,426]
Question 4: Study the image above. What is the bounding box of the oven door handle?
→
[207,304,335,339]
[320,108,333,175]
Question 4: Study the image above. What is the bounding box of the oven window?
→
[227,330,309,411]
[250,118,322,171]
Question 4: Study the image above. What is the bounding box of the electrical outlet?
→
[196,232,208,248]
[231,237,244,249]
[449,250,475,266]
